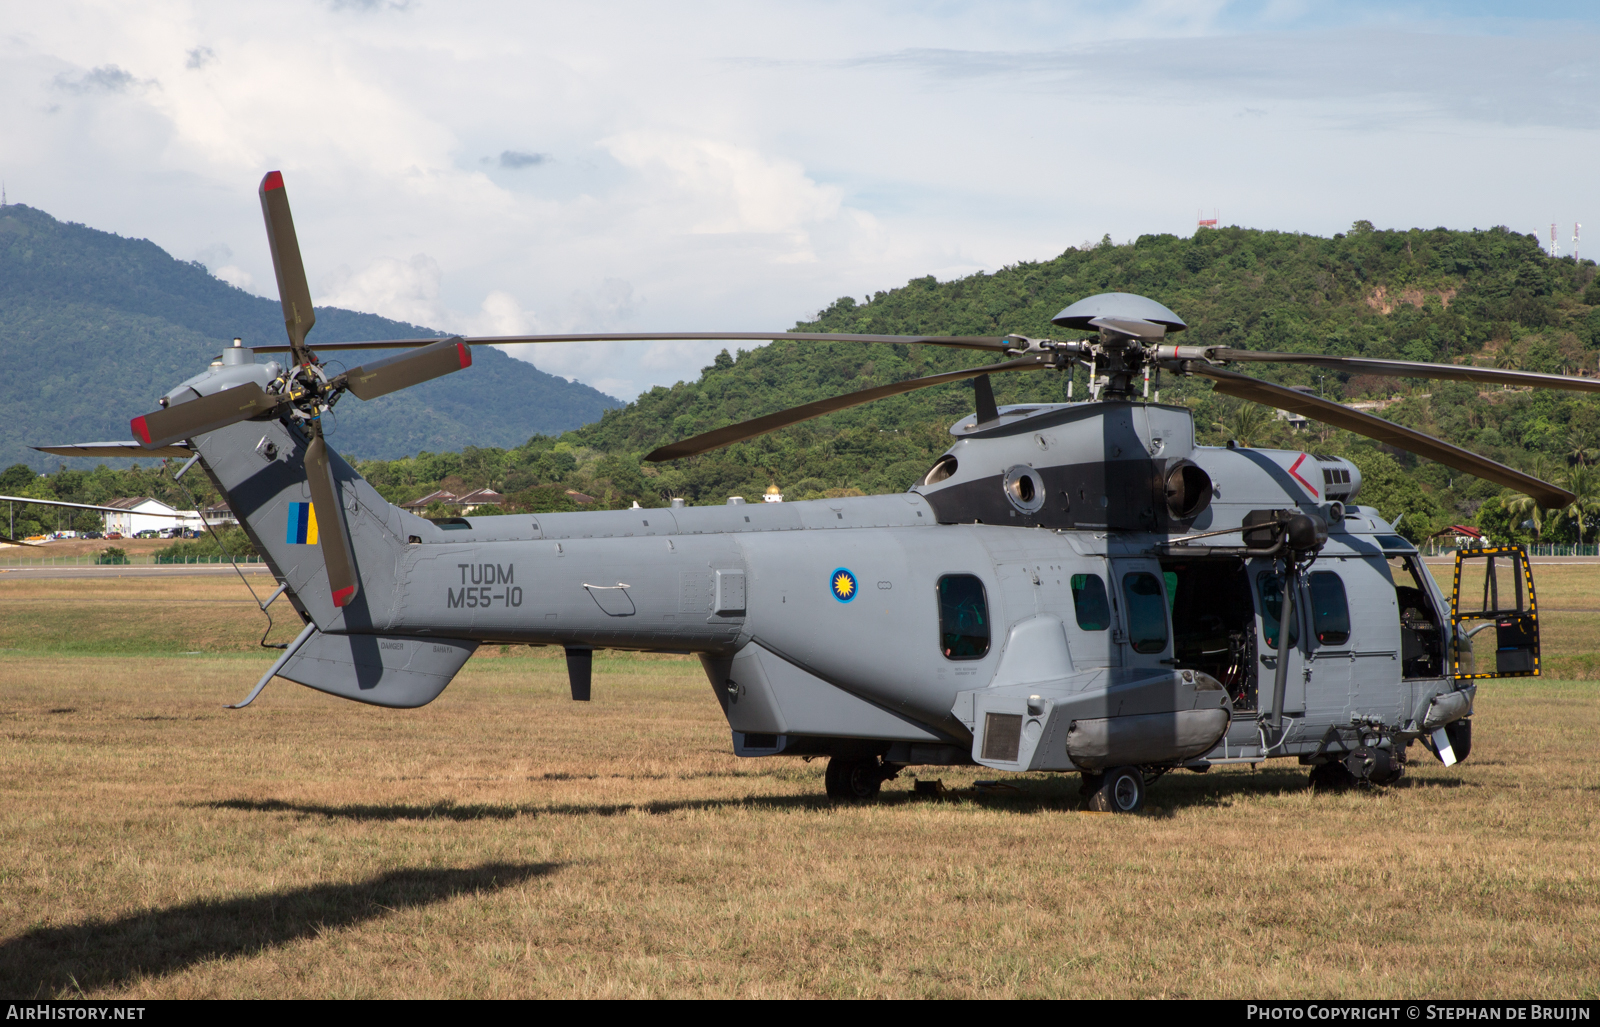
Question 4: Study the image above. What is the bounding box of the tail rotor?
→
[128,170,475,609]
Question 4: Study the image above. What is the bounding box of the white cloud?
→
[3,1,1598,406]
[316,254,445,329]
[213,265,255,291]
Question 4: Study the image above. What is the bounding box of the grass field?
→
[0,569,1597,998]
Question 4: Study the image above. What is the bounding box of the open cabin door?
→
[1451,546,1540,679]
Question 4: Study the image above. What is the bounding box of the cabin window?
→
[1257,571,1301,649]
[938,574,990,660]
[1307,571,1351,646]
[1120,572,1170,654]
[1070,573,1111,630]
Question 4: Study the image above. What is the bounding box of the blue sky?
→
[3,1,1596,400]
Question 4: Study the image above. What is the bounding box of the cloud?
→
[324,0,412,12]
[53,65,153,95]
[213,265,256,292]
[316,255,445,329]
[495,150,549,169]
[604,132,845,259]
[8,2,1600,407]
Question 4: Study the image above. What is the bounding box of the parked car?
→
[104,532,123,540]
[82,531,103,539]
[135,529,160,539]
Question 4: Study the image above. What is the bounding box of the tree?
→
[1505,493,1551,541]
[0,464,34,492]
[1555,464,1600,543]
[1212,400,1278,448]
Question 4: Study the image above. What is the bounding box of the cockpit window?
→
[1071,573,1111,630]
[1121,572,1170,654]
[938,574,989,660]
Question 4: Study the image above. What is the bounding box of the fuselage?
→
[181,354,1469,771]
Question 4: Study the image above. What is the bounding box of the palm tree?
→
[1505,492,1549,540]
[1568,426,1597,467]
[1213,400,1277,448]
[1507,454,1564,540]
[1557,464,1600,543]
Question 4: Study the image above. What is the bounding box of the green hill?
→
[13,220,1600,547]
[0,203,621,470]
[353,223,1600,543]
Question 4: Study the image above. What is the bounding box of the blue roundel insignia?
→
[830,567,858,603]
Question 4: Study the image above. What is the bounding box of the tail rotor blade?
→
[259,171,317,362]
[344,339,473,401]
[131,383,278,449]
[304,430,360,609]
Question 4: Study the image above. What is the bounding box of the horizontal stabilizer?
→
[274,631,478,708]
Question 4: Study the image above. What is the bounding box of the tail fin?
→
[191,414,414,633]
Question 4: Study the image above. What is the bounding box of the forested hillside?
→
[11,221,1600,547]
[0,203,620,469]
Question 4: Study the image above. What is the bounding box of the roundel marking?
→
[830,567,858,603]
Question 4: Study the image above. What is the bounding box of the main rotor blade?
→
[1187,365,1575,508]
[1210,349,1600,394]
[251,331,1012,354]
[646,355,1051,462]
[130,383,280,449]
[0,495,193,517]
[304,430,360,609]
[344,339,473,401]
[259,171,317,363]
[34,441,192,458]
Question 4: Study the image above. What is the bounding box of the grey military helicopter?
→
[35,172,1589,812]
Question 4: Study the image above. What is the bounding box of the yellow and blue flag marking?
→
[286,502,319,544]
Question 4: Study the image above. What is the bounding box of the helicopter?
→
[33,171,1593,813]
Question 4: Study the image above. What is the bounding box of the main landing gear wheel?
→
[825,757,885,800]
[1086,766,1145,813]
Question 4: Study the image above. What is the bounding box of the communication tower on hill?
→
[1196,208,1219,229]
[1574,224,1581,262]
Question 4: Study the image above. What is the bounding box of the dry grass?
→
[0,572,1597,998]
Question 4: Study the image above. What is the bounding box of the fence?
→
[0,554,265,567]
[1422,541,1600,558]
[1525,544,1600,557]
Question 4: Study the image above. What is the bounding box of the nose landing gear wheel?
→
[824,757,885,800]
[1086,766,1145,813]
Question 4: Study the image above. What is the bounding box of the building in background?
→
[202,502,237,528]
[103,497,201,535]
